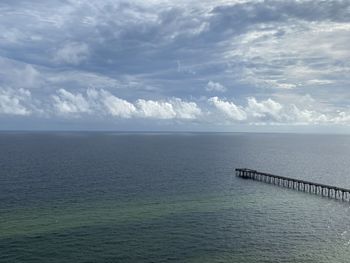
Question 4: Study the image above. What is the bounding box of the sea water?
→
[1,132,350,262]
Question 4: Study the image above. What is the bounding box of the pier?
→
[236,168,350,201]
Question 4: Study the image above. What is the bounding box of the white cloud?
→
[136,100,176,119]
[54,42,89,65]
[0,88,31,115]
[170,98,202,119]
[99,90,136,118]
[208,96,247,121]
[244,97,331,124]
[246,97,283,120]
[285,104,328,124]
[52,89,90,114]
[136,98,201,119]
[207,96,340,125]
[2,86,350,127]
[333,111,350,124]
[206,81,227,92]
[50,89,202,120]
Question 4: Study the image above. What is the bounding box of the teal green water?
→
[1,133,350,262]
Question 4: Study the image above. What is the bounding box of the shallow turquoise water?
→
[1,132,350,262]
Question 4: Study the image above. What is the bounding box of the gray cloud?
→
[0,0,350,130]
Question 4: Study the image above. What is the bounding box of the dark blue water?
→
[1,132,350,262]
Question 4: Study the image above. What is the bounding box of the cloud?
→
[0,58,43,89]
[333,111,350,125]
[206,81,227,92]
[246,97,282,120]
[52,89,91,115]
[136,98,201,119]
[208,96,247,121]
[47,71,122,90]
[50,88,202,120]
[244,97,331,124]
[227,22,350,91]
[208,96,339,125]
[170,98,202,119]
[99,90,137,118]
[0,88,31,115]
[1,86,349,127]
[0,0,350,130]
[285,104,328,124]
[136,100,176,119]
[54,42,89,65]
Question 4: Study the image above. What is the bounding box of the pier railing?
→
[236,168,350,202]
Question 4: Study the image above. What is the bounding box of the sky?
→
[0,0,350,132]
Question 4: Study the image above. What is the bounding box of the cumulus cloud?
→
[170,98,202,120]
[285,104,328,124]
[99,90,136,118]
[208,96,247,121]
[1,85,350,127]
[208,96,340,125]
[136,98,201,119]
[52,89,91,115]
[136,100,176,119]
[206,81,227,92]
[50,89,202,120]
[244,97,330,125]
[333,112,350,125]
[0,88,31,115]
[246,97,282,120]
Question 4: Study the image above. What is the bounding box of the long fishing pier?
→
[236,168,350,201]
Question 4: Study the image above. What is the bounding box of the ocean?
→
[1,132,350,262]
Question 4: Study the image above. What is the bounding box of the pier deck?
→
[236,168,350,201]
